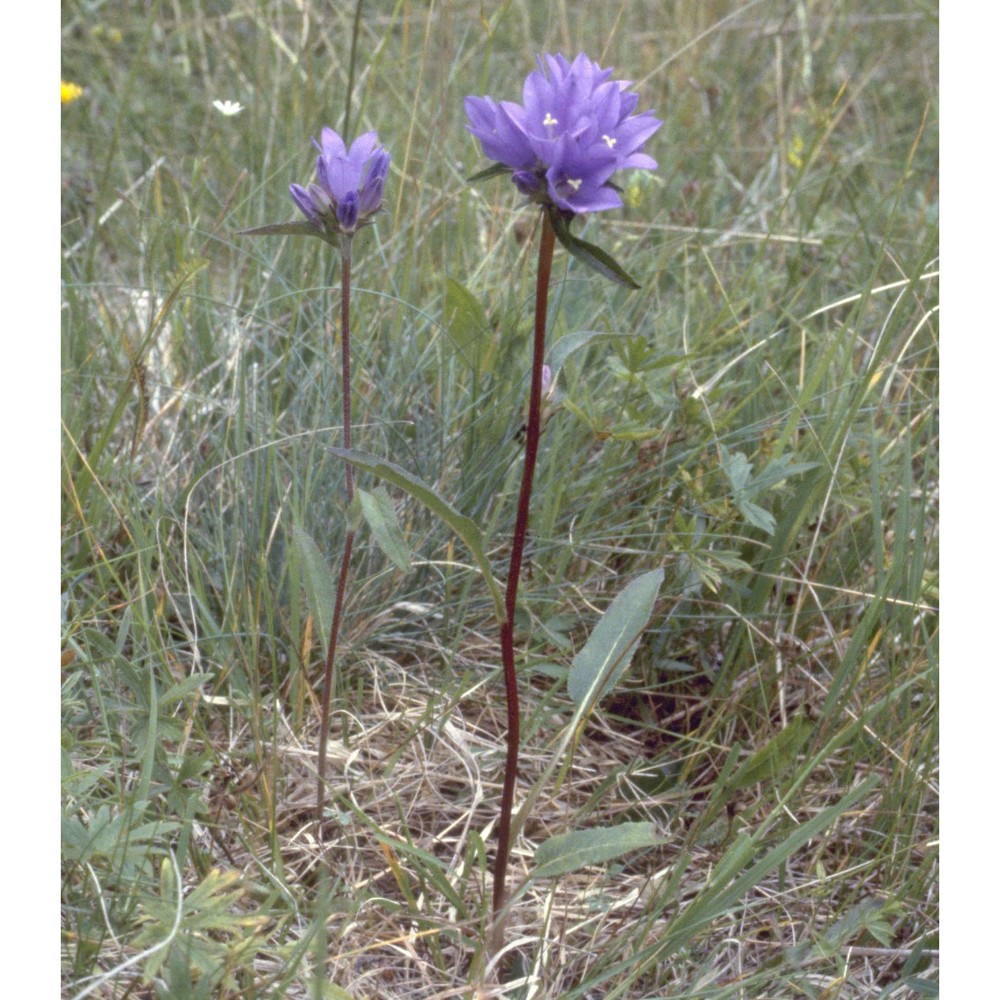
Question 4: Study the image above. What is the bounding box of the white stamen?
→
[543,112,558,127]
[602,134,617,148]
[566,178,582,191]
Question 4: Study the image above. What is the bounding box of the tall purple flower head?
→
[465,53,661,215]
[289,128,390,238]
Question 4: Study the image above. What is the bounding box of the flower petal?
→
[465,51,660,215]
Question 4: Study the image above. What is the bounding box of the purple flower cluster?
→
[465,53,662,215]
[290,128,390,236]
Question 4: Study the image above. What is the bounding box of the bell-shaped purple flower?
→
[289,127,390,238]
[465,53,661,215]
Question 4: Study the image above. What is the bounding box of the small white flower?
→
[213,99,244,116]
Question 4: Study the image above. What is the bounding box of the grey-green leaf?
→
[357,485,411,571]
[534,822,660,879]
[291,523,335,656]
[546,330,629,381]
[735,497,777,536]
[549,210,641,289]
[328,448,505,623]
[567,568,664,708]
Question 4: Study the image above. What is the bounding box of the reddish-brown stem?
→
[492,210,557,928]
[316,237,356,829]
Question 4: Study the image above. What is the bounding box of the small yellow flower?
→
[88,25,122,44]
[787,134,805,170]
[624,176,644,210]
[61,81,84,105]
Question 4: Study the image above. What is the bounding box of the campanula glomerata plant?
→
[240,127,390,828]
[465,52,662,941]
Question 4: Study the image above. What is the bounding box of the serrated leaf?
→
[549,209,641,289]
[328,449,505,623]
[357,486,411,571]
[534,822,660,878]
[567,569,663,708]
[291,523,335,656]
[735,497,777,535]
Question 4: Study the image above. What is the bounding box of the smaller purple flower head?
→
[289,127,390,238]
[465,53,661,215]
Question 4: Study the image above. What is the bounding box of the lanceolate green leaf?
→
[567,568,664,709]
[291,523,335,655]
[534,822,661,879]
[236,221,324,239]
[549,209,641,289]
[466,162,512,184]
[328,448,505,622]
[357,486,411,571]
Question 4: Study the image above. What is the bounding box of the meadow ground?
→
[61,2,938,996]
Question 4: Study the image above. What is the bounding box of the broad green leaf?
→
[328,448,505,623]
[534,821,660,879]
[443,277,493,374]
[567,568,663,708]
[291,523,335,655]
[549,209,641,289]
[730,714,816,790]
[357,485,411,571]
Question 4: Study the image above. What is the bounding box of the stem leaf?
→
[328,448,506,623]
[549,209,641,289]
[357,485,412,572]
[236,221,323,239]
[466,162,512,184]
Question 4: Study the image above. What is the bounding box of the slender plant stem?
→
[316,236,356,828]
[492,210,557,928]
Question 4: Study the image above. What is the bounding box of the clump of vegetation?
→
[62,2,937,996]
